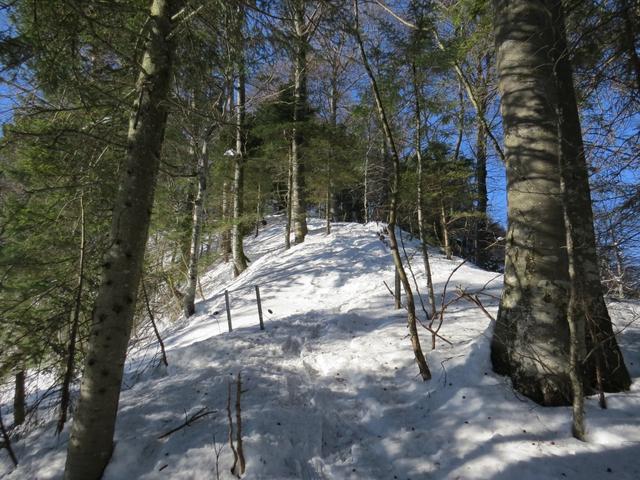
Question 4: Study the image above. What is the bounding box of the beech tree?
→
[490,0,630,407]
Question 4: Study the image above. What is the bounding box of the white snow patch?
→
[2,217,640,479]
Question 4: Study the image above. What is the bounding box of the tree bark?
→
[411,63,437,318]
[63,1,178,478]
[13,371,25,427]
[291,1,308,244]
[57,195,86,433]
[232,4,247,276]
[491,0,630,406]
[285,142,293,250]
[220,181,231,262]
[618,0,640,94]
[491,0,573,406]
[474,55,490,268]
[184,139,209,317]
[550,0,630,392]
[326,69,339,235]
[354,0,430,381]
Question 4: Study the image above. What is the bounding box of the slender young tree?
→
[289,0,313,244]
[56,195,86,433]
[354,0,431,381]
[232,3,248,276]
[411,62,437,319]
[184,136,210,317]
[64,1,180,478]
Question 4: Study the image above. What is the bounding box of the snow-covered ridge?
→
[2,217,639,479]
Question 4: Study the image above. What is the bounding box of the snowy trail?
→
[2,218,640,479]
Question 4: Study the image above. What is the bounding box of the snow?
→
[2,217,640,479]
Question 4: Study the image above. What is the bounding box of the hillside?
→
[2,218,640,479]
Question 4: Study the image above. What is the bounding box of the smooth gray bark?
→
[491,0,630,406]
[491,0,573,405]
[63,1,178,478]
[550,0,630,393]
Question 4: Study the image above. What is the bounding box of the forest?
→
[0,0,639,479]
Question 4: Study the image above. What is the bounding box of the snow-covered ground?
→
[2,217,640,479]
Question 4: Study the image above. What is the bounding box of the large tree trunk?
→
[232,4,247,276]
[63,1,178,478]
[491,0,630,407]
[550,0,630,392]
[291,1,308,244]
[491,0,573,406]
[184,139,209,317]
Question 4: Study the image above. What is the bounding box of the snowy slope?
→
[2,217,640,480]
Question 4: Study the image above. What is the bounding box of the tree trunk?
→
[354,0,430,381]
[618,0,640,94]
[611,229,625,298]
[63,1,178,478]
[439,200,451,260]
[326,73,338,235]
[57,195,86,433]
[184,139,209,317]
[411,63,437,318]
[491,0,573,406]
[232,4,247,276]
[291,1,308,244]
[255,183,262,238]
[363,127,370,223]
[13,371,25,426]
[474,55,490,267]
[550,0,631,392]
[220,181,231,262]
[491,0,631,406]
[285,143,293,250]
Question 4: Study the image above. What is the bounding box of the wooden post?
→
[394,266,401,309]
[225,290,232,332]
[255,285,264,330]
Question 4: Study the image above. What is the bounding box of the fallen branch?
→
[233,373,246,477]
[227,380,239,477]
[158,407,215,439]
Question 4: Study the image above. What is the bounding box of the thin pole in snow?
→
[255,285,264,330]
[394,266,401,309]
[225,290,232,332]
